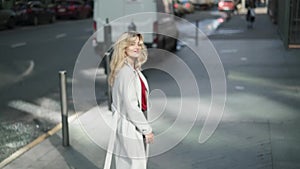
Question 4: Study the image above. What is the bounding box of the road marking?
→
[219,49,238,54]
[235,85,245,90]
[80,68,106,80]
[20,60,35,77]
[229,71,300,91]
[56,33,67,39]
[11,42,27,48]
[8,100,61,122]
[216,29,244,35]
[36,97,61,111]
[241,57,248,61]
[2,60,35,86]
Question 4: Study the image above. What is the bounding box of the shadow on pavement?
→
[48,134,100,169]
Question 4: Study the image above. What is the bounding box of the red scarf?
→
[138,75,147,111]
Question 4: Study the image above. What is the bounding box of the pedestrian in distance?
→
[246,0,256,29]
[108,31,154,169]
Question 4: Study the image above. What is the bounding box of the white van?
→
[92,0,178,54]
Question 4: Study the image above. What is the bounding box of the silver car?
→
[0,5,16,29]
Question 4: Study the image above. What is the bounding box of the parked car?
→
[173,0,185,17]
[218,0,236,12]
[55,0,92,19]
[180,0,195,13]
[12,1,56,25]
[190,0,214,9]
[0,5,16,29]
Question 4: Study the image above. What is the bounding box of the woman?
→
[108,31,154,169]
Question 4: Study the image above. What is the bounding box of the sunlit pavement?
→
[2,9,300,169]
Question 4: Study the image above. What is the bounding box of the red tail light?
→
[185,3,190,8]
[174,3,178,9]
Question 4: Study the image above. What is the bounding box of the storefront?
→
[268,0,300,48]
[288,0,300,48]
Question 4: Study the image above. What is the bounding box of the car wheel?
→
[7,17,15,29]
[172,38,177,52]
[33,16,38,26]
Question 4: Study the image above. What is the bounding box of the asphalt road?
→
[1,7,300,168]
[2,8,300,168]
[0,19,95,161]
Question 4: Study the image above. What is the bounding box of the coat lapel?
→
[124,63,149,109]
[137,70,149,92]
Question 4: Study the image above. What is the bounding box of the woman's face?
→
[125,37,142,58]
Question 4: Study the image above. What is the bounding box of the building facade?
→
[268,0,300,48]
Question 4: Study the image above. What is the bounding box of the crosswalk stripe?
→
[8,100,61,123]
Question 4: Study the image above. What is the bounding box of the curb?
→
[0,124,61,169]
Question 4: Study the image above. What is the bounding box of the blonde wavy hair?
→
[108,31,148,86]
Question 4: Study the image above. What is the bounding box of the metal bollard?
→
[59,70,69,147]
[195,20,199,46]
[128,21,136,31]
[104,18,112,110]
[104,18,112,47]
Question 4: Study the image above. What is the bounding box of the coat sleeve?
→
[118,70,152,135]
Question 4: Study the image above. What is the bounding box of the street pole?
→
[195,20,199,46]
[59,70,69,147]
[104,18,112,111]
[242,0,246,12]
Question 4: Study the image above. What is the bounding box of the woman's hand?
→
[145,132,154,144]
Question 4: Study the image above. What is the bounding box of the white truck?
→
[93,0,178,54]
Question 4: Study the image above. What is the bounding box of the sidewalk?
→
[1,9,300,169]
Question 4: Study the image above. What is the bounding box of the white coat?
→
[112,62,152,169]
